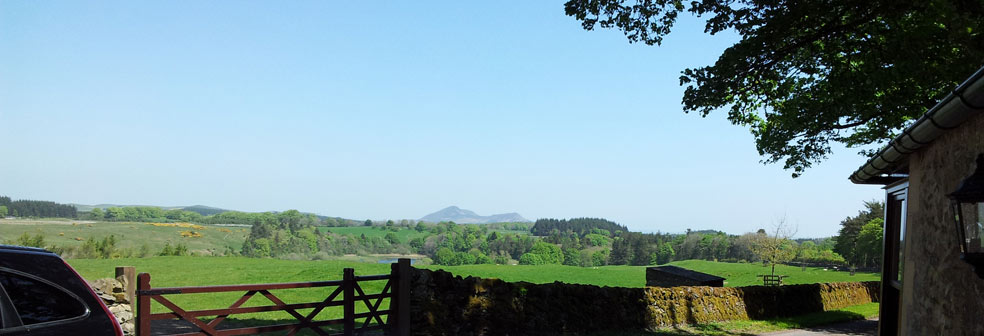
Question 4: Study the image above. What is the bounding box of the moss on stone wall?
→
[409,268,879,335]
[643,281,879,327]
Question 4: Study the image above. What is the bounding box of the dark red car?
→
[0,245,123,335]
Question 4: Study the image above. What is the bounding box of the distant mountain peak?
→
[420,206,529,224]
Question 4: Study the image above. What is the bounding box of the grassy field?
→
[69,257,877,291]
[423,260,879,288]
[317,226,428,243]
[0,218,248,254]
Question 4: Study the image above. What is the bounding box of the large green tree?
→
[857,218,885,268]
[834,201,884,266]
[565,0,984,176]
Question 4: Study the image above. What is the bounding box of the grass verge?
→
[586,302,879,335]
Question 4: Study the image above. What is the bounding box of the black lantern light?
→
[949,154,984,279]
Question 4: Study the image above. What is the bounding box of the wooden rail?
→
[135,259,411,336]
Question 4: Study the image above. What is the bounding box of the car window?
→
[0,270,87,325]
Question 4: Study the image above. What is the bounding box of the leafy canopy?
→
[565,0,984,176]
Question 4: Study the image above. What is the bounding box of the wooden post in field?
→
[343,268,355,336]
[115,266,136,304]
[389,258,411,336]
[136,273,151,336]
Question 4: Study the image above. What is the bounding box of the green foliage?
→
[0,205,7,217]
[592,250,609,266]
[88,207,103,219]
[493,255,510,265]
[384,232,400,245]
[520,241,563,265]
[474,251,493,264]
[564,0,984,176]
[562,248,582,266]
[15,232,46,248]
[58,235,125,259]
[532,218,627,236]
[434,247,456,265]
[518,253,545,265]
[834,201,884,267]
[583,233,612,247]
[794,238,847,266]
[159,241,189,256]
[856,218,885,268]
[651,243,675,265]
[433,247,483,266]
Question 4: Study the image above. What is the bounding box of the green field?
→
[0,218,248,254]
[69,257,876,292]
[317,226,428,243]
[422,260,878,287]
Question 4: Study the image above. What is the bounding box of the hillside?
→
[0,218,248,256]
[420,206,529,224]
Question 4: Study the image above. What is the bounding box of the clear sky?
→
[0,1,883,237]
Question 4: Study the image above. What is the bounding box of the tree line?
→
[0,196,77,218]
[532,218,847,268]
[530,218,627,236]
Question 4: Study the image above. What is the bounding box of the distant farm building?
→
[646,266,725,287]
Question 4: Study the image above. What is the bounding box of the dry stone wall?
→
[409,268,878,335]
[644,281,879,327]
[90,277,135,335]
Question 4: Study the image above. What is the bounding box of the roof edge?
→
[850,66,984,184]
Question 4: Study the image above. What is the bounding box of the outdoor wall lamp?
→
[949,154,984,279]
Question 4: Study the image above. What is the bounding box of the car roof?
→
[0,244,55,255]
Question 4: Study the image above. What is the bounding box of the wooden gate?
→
[135,259,411,336]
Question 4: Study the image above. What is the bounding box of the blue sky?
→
[0,1,883,237]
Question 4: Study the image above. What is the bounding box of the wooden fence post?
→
[115,266,136,304]
[136,273,151,336]
[389,258,411,336]
[343,268,355,336]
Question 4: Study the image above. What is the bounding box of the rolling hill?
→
[419,206,529,224]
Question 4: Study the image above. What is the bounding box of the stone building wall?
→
[409,268,878,335]
[903,112,984,335]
